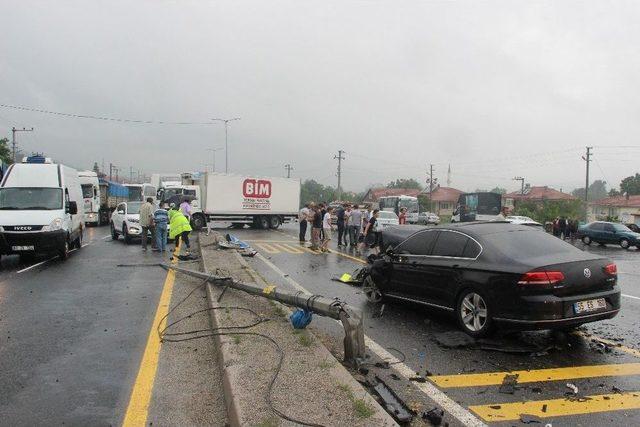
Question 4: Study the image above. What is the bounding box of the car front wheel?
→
[582,236,591,245]
[362,275,384,303]
[123,224,131,244]
[457,290,492,338]
[111,223,118,240]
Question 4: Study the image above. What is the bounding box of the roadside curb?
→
[197,232,398,427]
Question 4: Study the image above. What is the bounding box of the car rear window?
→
[484,229,578,259]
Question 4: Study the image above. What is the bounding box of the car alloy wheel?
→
[111,223,118,240]
[582,236,591,245]
[362,276,383,303]
[620,239,630,249]
[459,291,489,335]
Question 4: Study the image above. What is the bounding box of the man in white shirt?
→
[299,203,310,242]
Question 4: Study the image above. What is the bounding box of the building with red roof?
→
[589,195,640,224]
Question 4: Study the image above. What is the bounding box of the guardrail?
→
[161,264,366,366]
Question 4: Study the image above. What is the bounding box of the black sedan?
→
[363,222,620,337]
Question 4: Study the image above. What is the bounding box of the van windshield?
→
[0,188,63,210]
[81,184,94,198]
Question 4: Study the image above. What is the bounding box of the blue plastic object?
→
[290,309,313,329]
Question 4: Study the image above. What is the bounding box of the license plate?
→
[12,245,35,251]
[574,298,606,314]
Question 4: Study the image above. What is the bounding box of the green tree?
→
[571,180,608,201]
[0,138,11,164]
[609,188,622,197]
[490,187,507,195]
[300,179,338,207]
[514,199,584,223]
[620,174,640,196]
[386,178,423,190]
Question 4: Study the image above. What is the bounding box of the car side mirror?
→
[67,201,78,215]
[117,209,125,214]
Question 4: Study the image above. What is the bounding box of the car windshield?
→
[127,202,143,214]
[613,223,632,232]
[0,187,63,210]
[128,187,143,201]
[81,184,94,198]
[484,229,578,260]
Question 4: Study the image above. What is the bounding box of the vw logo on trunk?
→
[583,268,592,278]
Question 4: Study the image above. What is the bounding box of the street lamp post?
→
[206,148,222,172]
[212,118,241,173]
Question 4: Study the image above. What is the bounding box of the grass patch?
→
[353,399,375,419]
[256,417,279,427]
[337,382,374,419]
[318,359,336,370]
[232,335,242,345]
[297,332,313,347]
[271,305,287,318]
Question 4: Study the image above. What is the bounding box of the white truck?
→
[0,156,84,260]
[124,183,157,202]
[78,170,100,225]
[157,172,300,230]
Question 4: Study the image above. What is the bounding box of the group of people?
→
[552,216,579,240]
[298,202,383,254]
[138,198,193,254]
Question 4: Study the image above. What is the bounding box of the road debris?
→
[422,407,444,425]
[520,413,543,424]
[372,376,414,424]
[566,383,578,395]
[499,374,519,394]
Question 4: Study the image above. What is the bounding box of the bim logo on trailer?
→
[242,178,272,210]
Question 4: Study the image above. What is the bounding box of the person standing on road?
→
[336,204,347,247]
[349,205,363,251]
[344,205,353,246]
[399,207,407,225]
[139,197,154,251]
[153,205,169,252]
[299,203,310,242]
[180,199,192,221]
[361,209,381,254]
[559,216,567,240]
[321,206,335,252]
[310,205,322,251]
[169,205,193,252]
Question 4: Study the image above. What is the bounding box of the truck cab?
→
[124,183,157,203]
[0,156,84,260]
[78,170,100,225]
[157,184,206,229]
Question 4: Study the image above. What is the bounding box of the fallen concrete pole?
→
[161,264,367,366]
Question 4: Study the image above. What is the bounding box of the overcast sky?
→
[1,0,639,193]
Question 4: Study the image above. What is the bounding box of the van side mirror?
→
[67,201,78,215]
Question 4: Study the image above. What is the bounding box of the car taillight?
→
[603,263,617,276]
[518,271,565,286]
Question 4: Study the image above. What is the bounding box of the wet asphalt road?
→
[0,226,225,426]
[229,222,640,426]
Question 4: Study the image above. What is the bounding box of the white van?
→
[78,170,100,225]
[0,156,84,260]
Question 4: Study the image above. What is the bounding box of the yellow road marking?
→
[431,363,640,388]
[328,249,367,264]
[273,243,304,254]
[470,391,640,421]
[122,242,181,427]
[575,331,640,359]
[255,243,280,254]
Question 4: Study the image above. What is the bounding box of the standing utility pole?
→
[212,117,241,174]
[129,166,134,183]
[427,164,437,213]
[109,163,114,181]
[584,146,592,203]
[207,148,222,172]
[11,127,34,163]
[513,176,525,195]
[284,163,294,178]
[334,150,345,201]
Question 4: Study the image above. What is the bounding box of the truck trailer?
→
[157,172,300,230]
[98,179,129,225]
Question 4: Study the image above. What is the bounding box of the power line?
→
[0,103,216,125]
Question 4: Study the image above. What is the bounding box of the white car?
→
[505,215,543,228]
[376,211,400,230]
[110,201,144,244]
[417,212,440,225]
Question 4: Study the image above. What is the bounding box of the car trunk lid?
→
[533,258,616,297]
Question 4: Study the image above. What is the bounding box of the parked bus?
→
[451,192,503,222]
[378,195,419,223]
